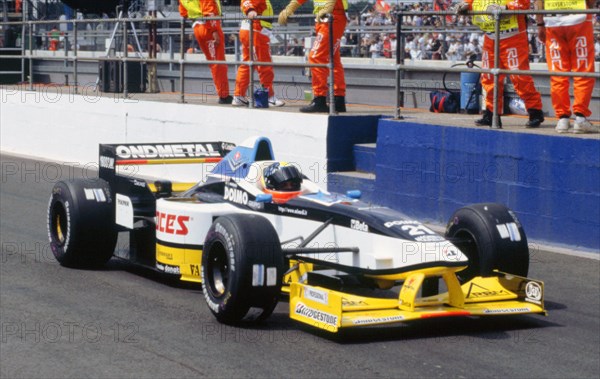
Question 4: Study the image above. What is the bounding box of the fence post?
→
[491,9,501,128]
[394,11,404,119]
[73,19,78,94]
[179,19,185,103]
[249,21,255,108]
[328,15,335,115]
[28,21,33,91]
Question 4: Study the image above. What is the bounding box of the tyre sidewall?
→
[201,216,252,322]
[201,214,283,324]
[47,179,116,267]
[446,203,528,279]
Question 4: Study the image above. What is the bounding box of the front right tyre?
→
[445,203,529,283]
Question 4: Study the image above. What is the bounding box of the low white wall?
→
[0,88,329,181]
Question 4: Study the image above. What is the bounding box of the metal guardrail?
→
[1,9,599,118]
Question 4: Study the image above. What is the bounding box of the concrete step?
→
[328,171,376,203]
[353,143,376,174]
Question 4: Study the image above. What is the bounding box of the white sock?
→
[575,115,586,123]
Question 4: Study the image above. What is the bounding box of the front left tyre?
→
[201,214,284,324]
[47,178,117,268]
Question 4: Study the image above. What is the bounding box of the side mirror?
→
[346,190,362,199]
[255,193,273,203]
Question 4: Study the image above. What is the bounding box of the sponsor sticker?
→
[415,235,445,242]
[352,315,404,325]
[116,194,134,229]
[252,264,265,286]
[384,220,421,228]
[156,262,181,275]
[224,185,249,205]
[277,206,308,216]
[155,211,190,236]
[294,302,338,327]
[525,281,542,304]
[350,219,369,232]
[442,246,461,261]
[303,286,329,305]
[496,223,521,241]
[266,267,277,287]
[99,155,115,169]
[115,143,220,159]
[484,307,530,314]
[84,188,106,202]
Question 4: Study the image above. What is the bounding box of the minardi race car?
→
[47,136,546,332]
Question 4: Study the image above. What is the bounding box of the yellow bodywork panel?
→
[147,182,197,193]
[399,272,425,312]
[156,243,202,283]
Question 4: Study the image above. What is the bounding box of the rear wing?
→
[98,142,235,219]
[99,142,235,182]
[99,142,234,171]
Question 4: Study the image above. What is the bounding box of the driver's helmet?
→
[262,162,303,192]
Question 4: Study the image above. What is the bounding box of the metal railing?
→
[1,8,599,118]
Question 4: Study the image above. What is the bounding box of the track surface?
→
[1,155,599,378]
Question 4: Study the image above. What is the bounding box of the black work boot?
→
[218,95,233,104]
[475,109,502,128]
[300,96,328,113]
[526,109,545,128]
[334,96,346,113]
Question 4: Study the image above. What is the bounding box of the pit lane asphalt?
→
[1,154,598,379]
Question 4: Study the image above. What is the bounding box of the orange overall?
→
[49,29,60,51]
[179,0,230,99]
[234,0,276,97]
[299,0,347,97]
[467,0,543,113]
[543,0,595,118]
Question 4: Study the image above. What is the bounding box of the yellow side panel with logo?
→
[156,243,202,283]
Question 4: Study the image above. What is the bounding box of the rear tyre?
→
[445,203,529,282]
[201,214,283,324]
[47,179,117,268]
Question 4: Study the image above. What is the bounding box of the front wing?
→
[289,272,546,332]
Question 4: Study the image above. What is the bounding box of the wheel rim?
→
[206,241,229,298]
[51,202,68,246]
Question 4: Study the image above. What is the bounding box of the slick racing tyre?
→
[445,203,529,282]
[47,178,117,268]
[202,214,283,324]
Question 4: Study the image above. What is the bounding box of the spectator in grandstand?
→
[404,36,423,60]
[286,37,303,56]
[279,0,348,113]
[428,33,446,60]
[535,0,597,133]
[456,0,545,128]
[383,34,395,58]
[369,36,384,58]
[179,0,232,104]
[232,0,284,107]
[595,35,600,62]
[446,36,465,62]
[464,37,482,61]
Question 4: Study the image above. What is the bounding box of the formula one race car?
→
[47,136,546,332]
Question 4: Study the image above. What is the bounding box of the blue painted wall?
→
[375,120,600,251]
[326,115,380,172]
